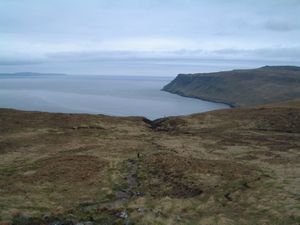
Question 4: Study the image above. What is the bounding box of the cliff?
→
[163,66,300,107]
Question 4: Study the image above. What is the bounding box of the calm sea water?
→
[0,74,229,119]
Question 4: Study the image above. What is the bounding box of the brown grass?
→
[0,100,300,224]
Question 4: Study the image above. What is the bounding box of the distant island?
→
[163,66,300,107]
[0,72,66,76]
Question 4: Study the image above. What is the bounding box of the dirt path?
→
[115,159,139,200]
[114,158,140,224]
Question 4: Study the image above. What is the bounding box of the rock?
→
[116,210,128,219]
[137,207,145,213]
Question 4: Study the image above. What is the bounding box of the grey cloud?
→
[0,0,300,74]
[3,46,300,66]
[0,60,44,66]
[213,47,300,62]
[263,20,300,32]
[0,56,45,66]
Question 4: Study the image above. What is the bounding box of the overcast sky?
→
[1,0,300,75]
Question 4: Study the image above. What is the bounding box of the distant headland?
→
[163,66,300,107]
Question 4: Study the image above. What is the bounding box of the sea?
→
[0,74,229,119]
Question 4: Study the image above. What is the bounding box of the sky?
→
[1,0,300,75]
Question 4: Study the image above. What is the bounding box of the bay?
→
[0,74,229,119]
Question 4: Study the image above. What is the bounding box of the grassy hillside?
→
[0,100,300,224]
[162,66,300,107]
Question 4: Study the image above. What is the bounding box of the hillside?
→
[0,100,300,224]
[162,66,300,107]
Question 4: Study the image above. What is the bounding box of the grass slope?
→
[0,100,300,224]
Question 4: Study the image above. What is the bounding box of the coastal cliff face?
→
[1,99,300,224]
[163,66,300,107]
